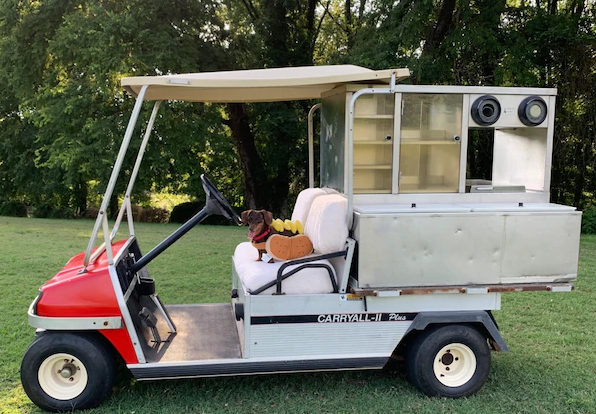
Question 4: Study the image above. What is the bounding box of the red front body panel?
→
[35,240,139,363]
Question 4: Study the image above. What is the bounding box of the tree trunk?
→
[225,103,267,210]
[73,178,88,217]
[424,0,457,55]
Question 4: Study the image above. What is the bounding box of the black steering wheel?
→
[201,174,242,225]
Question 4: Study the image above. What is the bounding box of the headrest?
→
[291,188,326,226]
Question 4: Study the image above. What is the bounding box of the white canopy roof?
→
[121,65,410,103]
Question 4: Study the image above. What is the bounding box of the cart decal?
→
[251,312,417,325]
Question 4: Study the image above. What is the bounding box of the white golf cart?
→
[21,65,581,411]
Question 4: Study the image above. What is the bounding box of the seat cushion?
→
[233,242,336,295]
[291,188,327,227]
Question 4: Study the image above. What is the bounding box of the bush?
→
[0,201,27,217]
[169,201,233,225]
[582,206,596,234]
[33,203,55,218]
[33,203,75,219]
[121,205,170,223]
[140,207,169,223]
[84,207,100,219]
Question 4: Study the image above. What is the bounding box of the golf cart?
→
[21,65,581,411]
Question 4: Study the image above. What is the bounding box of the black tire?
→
[21,332,115,412]
[405,325,491,398]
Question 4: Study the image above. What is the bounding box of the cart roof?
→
[121,65,410,103]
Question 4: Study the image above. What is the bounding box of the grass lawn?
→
[1,216,595,413]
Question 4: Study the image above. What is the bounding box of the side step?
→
[129,356,389,380]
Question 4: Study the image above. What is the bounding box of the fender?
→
[403,310,509,352]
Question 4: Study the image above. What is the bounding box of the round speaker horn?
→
[518,96,547,126]
[471,95,501,126]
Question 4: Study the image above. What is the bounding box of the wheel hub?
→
[58,361,77,378]
[433,343,477,387]
[38,353,89,400]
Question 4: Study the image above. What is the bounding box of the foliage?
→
[0,201,27,217]
[581,206,596,234]
[138,207,170,224]
[1,0,596,215]
[170,202,202,224]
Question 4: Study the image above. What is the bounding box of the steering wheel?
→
[200,174,242,225]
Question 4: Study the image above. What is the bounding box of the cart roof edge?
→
[120,65,410,102]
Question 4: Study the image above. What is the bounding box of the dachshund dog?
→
[241,209,275,262]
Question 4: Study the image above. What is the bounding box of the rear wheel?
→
[406,325,491,398]
[21,332,115,412]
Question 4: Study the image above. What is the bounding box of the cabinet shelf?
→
[354,188,391,194]
[354,141,392,145]
[354,114,393,119]
[354,164,392,170]
[401,140,458,145]
[399,183,458,193]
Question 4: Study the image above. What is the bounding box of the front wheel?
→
[21,332,115,412]
[406,325,491,398]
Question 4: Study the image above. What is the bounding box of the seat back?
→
[304,194,348,254]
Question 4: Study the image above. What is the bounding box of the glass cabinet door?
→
[399,94,463,193]
[353,93,395,193]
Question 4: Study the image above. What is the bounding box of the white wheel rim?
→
[38,353,88,400]
[433,343,476,387]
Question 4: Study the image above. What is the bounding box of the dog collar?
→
[252,228,271,242]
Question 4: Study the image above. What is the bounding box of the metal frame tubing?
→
[250,250,346,295]
[308,103,321,188]
[111,101,162,240]
[346,72,396,230]
[83,85,148,268]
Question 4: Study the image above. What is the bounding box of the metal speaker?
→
[518,96,547,126]
[471,95,501,126]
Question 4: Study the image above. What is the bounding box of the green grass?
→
[1,216,595,413]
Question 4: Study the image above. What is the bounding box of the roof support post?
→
[83,85,148,268]
[111,100,163,240]
[308,103,321,188]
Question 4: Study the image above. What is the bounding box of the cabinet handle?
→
[453,135,461,141]
[385,135,392,141]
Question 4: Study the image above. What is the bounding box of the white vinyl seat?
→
[233,190,348,295]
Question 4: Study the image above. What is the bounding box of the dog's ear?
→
[240,210,251,226]
[261,210,273,226]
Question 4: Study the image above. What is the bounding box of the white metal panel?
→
[247,292,502,316]
[394,85,556,96]
[355,213,504,287]
[460,203,576,212]
[544,95,556,190]
[353,209,580,288]
[249,323,411,358]
[492,128,548,191]
[354,203,471,214]
[501,213,581,281]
